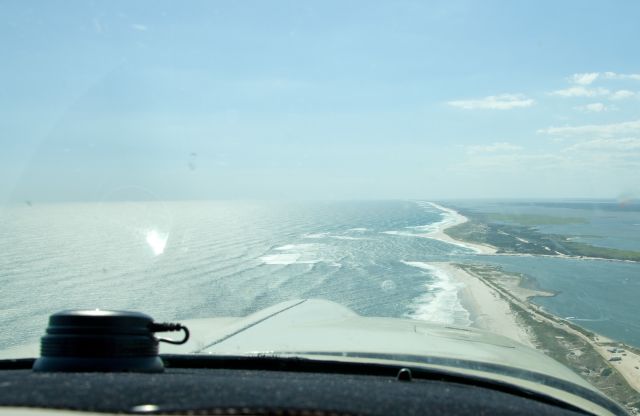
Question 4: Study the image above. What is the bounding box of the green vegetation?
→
[561,240,640,262]
[457,264,640,413]
[514,306,640,412]
[444,206,640,411]
[481,213,588,226]
[444,210,640,262]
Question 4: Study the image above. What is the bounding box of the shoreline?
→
[430,201,640,264]
[438,260,640,408]
[422,202,640,410]
[423,202,498,255]
[422,261,535,347]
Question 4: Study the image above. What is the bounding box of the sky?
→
[1,0,640,202]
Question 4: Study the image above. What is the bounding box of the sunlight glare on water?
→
[145,229,168,256]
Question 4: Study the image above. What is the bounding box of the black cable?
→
[148,323,190,345]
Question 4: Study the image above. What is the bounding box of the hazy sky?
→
[2,0,640,202]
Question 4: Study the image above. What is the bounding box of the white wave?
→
[381,230,416,237]
[566,317,609,322]
[384,201,461,238]
[262,254,323,265]
[275,244,318,251]
[260,253,322,265]
[262,243,327,265]
[382,230,471,250]
[347,227,368,232]
[260,253,301,265]
[406,224,439,232]
[382,202,487,254]
[304,232,365,241]
[303,232,331,239]
[419,202,464,231]
[402,261,471,326]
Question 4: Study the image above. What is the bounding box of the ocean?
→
[1,200,639,351]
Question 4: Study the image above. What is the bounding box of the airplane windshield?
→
[1,1,639,413]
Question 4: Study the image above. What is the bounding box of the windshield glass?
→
[1,0,639,413]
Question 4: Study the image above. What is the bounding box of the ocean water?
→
[0,200,639,351]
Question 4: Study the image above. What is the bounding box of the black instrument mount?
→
[33,309,189,372]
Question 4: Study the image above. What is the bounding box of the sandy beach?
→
[593,341,640,394]
[424,202,497,254]
[444,260,640,395]
[424,261,534,347]
[432,260,640,401]
[424,202,640,404]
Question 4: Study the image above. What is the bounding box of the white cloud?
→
[552,73,639,100]
[460,153,565,171]
[609,90,636,100]
[603,72,640,81]
[462,141,640,173]
[538,119,640,138]
[447,94,534,110]
[565,138,640,152]
[570,73,599,85]
[549,86,610,97]
[131,24,148,31]
[574,102,608,112]
[561,139,640,169]
[465,142,523,155]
